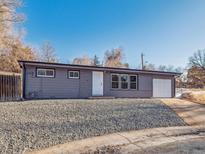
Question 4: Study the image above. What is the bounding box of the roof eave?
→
[18,60,181,76]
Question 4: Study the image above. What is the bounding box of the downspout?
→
[173,76,176,98]
[22,63,26,100]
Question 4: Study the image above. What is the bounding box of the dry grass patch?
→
[181,91,205,105]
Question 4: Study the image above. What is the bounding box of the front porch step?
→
[88,96,115,99]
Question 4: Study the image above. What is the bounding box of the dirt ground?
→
[181,91,205,105]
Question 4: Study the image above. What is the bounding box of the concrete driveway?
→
[161,99,205,126]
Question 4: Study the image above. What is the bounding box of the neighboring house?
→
[18,60,181,99]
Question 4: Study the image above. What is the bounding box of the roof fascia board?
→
[23,62,178,76]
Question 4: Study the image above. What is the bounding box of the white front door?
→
[92,71,103,96]
[153,79,172,98]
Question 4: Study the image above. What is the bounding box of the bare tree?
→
[186,49,205,88]
[189,49,205,69]
[144,63,156,70]
[0,0,23,47]
[158,65,183,73]
[187,66,205,88]
[0,0,37,73]
[174,67,183,73]
[104,48,128,68]
[158,65,167,71]
[0,38,37,72]
[93,55,100,66]
[72,55,93,65]
[40,42,58,63]
[0,0,24,22]
[0,0,24,41]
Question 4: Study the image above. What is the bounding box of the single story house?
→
[18,60,181,99]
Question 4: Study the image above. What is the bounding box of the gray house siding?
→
[79,70,92,98]
[103,72,153,98]
[138,75,152,91]
[24,64,176,99]
[25,66,81,99]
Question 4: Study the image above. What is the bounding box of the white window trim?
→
[36,68,55,78]
[68,71,80,79]
[111,74,138,90]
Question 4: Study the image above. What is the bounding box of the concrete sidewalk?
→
[161,99,205,126]
[28,126,205,154]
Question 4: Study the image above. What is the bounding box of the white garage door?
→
[153,79,172,98]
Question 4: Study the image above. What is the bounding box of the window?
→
[111,74,119,88]
[36,68,55,78]
[68,71,79,79]
[111,74,138,90]
[130,75,137,89]
[121,74,128,89]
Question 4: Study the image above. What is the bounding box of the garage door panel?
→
[153,79,171,98]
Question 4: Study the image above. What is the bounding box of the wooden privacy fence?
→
[0,72,22,101]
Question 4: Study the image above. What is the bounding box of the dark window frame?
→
[120,74,129,89]
[130,75,138,89]
[111,74,120,89]
[68,70,80,79]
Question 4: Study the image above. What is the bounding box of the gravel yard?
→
[0,99,186,153]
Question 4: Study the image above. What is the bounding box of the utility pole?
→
[141,53,144,70]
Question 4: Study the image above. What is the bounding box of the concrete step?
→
[88,96,115,99]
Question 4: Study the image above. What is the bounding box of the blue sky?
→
[20,0,205,68]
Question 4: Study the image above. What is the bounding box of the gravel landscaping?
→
[0,99,186,153]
